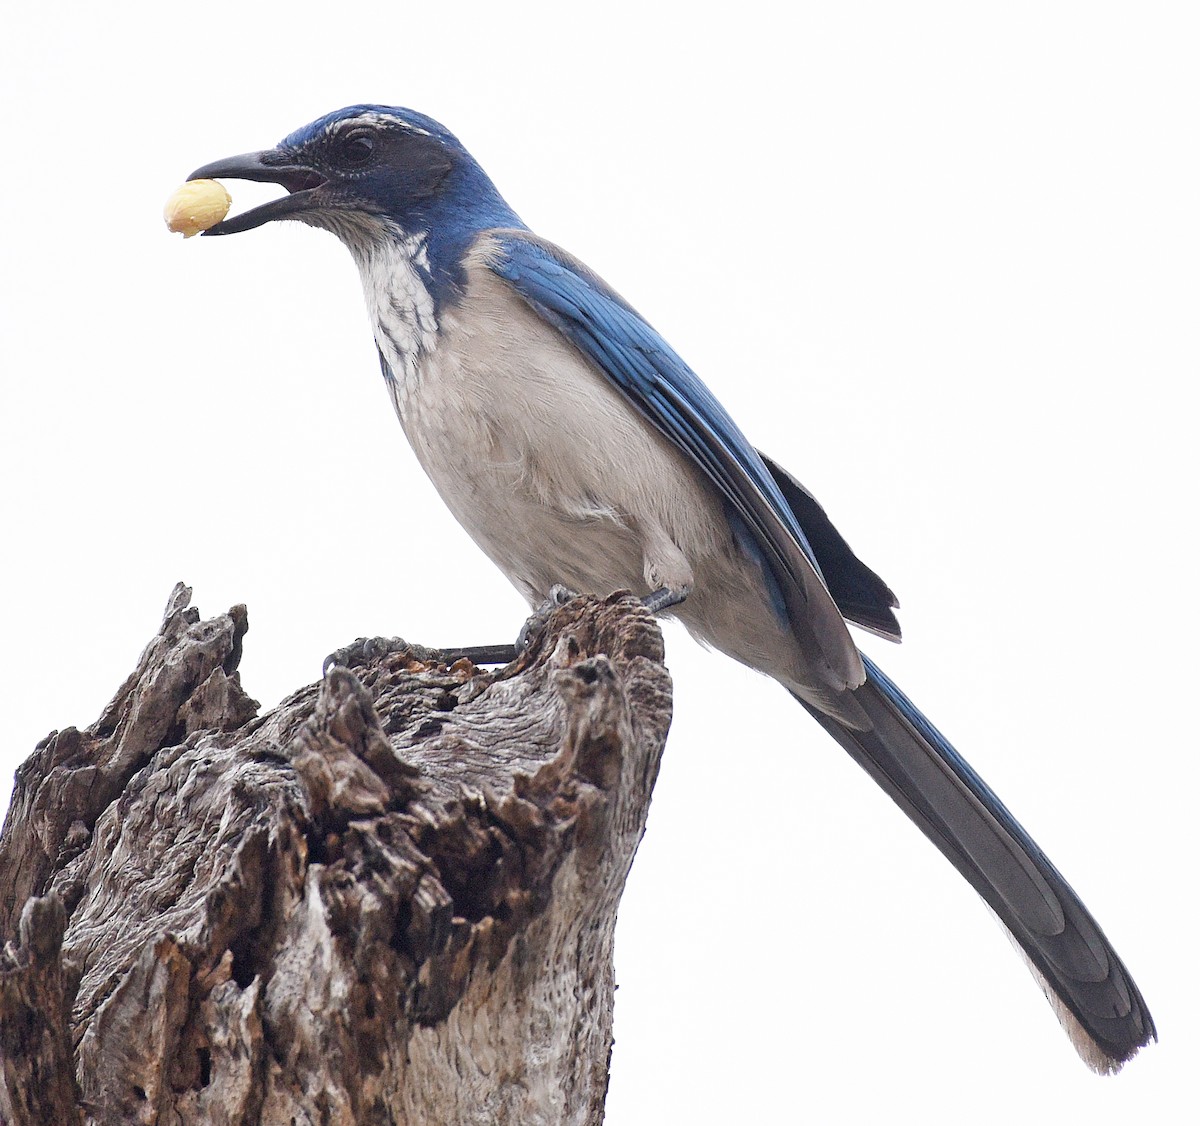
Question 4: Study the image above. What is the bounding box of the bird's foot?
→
[640,585,688,614]
[516,584,579,652]
[323,635,411,675]
[323,635,520,675]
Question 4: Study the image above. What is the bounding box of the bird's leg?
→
[639,526,693,616]
[482,583,686,666]
[323,635,519,674]
[640,586,689,614]
[322,586,582,674]
[322,582,686,675]
[516,584,578,652]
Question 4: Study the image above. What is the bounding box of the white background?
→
[2,3,1194,1122]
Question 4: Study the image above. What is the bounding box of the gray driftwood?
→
[0,584,672,1125]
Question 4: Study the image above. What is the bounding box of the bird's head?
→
[188,105,522,294]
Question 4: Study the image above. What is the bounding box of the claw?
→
[517,585,579,652]
[323,635,409,675]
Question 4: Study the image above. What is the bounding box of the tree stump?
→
[0,584,672,1125]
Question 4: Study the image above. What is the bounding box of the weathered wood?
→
[0,584,672,1125]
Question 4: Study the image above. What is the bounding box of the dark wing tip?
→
[758,451,901,640]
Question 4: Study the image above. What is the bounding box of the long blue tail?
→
[795,655,1155,1071]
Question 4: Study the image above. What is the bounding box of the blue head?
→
[188,105,524,301]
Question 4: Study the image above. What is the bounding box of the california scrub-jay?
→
[186,105,1154,1071]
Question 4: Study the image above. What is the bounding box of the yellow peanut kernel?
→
[163,180,232,238]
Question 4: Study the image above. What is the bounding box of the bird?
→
[186,104,1154,1071]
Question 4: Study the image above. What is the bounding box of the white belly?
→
[395,277,697,605]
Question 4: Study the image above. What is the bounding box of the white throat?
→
[311,212,440,420]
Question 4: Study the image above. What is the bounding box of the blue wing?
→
[486,230,1156,1067]
[486,229,867,685]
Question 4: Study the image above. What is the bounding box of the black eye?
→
[337,128,376,166]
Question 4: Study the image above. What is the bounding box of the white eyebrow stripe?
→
[326,111,433,138]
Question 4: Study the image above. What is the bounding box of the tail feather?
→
[795,655,1155,1070]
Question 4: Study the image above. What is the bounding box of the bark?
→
[0,584,672,1125]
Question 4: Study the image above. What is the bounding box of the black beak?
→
[187,150,327,235]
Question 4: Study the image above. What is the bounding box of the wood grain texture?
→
[0,584,672,1125]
